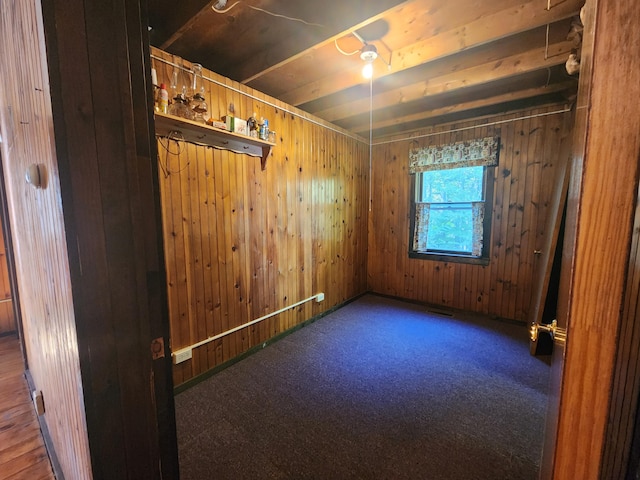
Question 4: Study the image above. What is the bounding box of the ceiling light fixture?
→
[213,0,228,10]
[360,44,378,63]
[360,44,378,79]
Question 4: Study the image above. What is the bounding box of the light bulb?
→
[362,62,373,79]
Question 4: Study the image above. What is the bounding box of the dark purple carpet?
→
[175,294,550,479]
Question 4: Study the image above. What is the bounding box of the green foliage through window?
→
[413,166,487,257]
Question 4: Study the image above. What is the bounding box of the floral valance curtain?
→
[409,136,500,174]
[413,202,485,256]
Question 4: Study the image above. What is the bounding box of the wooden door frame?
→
[40,0,179,477]
[549,0,640,478]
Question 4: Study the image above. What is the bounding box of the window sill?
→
[409,251,490,266]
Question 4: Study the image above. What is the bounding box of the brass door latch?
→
[529,319,567,346]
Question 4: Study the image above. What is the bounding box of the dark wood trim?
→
[41,0,178,477]
[627,399,640,478]
[0,149,24,365]
[552,0,640,477]
[136,1,180,475]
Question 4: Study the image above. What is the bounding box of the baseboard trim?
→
[369,291,527,326]
[174,292,368,395]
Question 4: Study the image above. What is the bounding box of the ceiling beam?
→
[275,0,582,106]
[159,0,217,50]
[351,81,577,134]
[240,6,399,84]
[316,40,574,122]
[226,1,406,81]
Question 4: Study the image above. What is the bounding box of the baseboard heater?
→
[172,292,325,364]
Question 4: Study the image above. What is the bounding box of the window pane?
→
[426,204,473,253]
[420,166,483,203]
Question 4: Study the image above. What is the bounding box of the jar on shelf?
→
[188,64,205,99]
[185,63,208,122]
[190,92,208,124]
[170,54,187,99]
[168,93,193,120]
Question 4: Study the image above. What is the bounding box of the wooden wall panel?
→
[600,181,640,479]
[0,219,15,334]
[0,0,92,477]
[368,106,573,322]
[151,48,370,385]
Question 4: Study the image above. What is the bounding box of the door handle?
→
[529,319,566,346]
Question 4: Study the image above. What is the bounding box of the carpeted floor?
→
[175,294,550,480]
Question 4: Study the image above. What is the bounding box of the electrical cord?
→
[334,38,360,56]
[212,1,324,28]
[156,131,190,177]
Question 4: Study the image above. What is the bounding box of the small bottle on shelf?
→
[246,112,258,138]
[158,83,169,114]
[259,117,269,141]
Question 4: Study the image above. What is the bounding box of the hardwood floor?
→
[0,335,54,480]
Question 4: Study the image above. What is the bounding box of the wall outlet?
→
[173,348,192,364]
[316,292,325,302]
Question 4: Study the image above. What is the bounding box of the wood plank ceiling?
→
[148,0,583,138]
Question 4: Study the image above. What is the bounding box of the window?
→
[408,137,499,263]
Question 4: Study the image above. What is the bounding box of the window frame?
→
[408,165,495,265]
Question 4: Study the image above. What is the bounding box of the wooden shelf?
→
[154,112,275,170]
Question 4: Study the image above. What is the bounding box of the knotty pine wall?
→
[151,48,370,385]
[0,0,92,477]
[368,106,573,322]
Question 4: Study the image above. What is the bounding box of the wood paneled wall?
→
[601,181,640,478]
[151,48,370,385]
[0,220,15,334]
[0,0,92,477]
[368,106,573,322]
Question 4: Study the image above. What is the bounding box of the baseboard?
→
[174,292,368,395]
[368,291,527,326]
[24,370,65,480]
